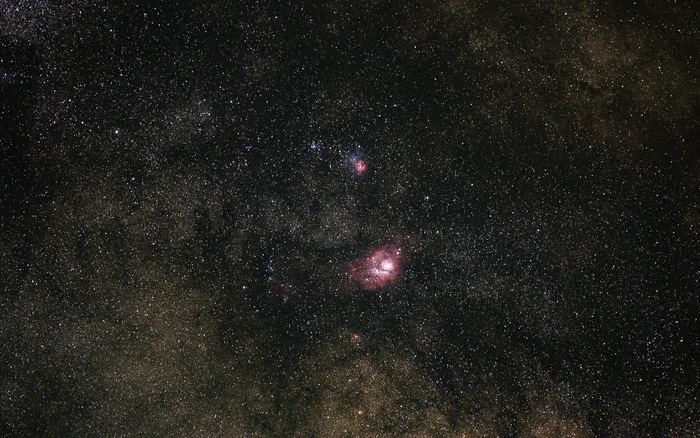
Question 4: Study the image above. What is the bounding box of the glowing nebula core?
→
[352,158,367,175]
[349,242,403,290]
[346,153,368,176]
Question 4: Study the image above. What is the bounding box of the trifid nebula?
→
[1,1,698,436]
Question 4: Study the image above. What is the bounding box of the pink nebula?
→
[352,158,367,175]
[348,242,403,290]
[346,153,368,176]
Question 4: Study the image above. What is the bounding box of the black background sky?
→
[1,1,698,436]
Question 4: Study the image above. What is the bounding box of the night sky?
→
[1,1,698,436]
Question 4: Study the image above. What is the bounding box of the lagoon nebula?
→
[349,241,403,290]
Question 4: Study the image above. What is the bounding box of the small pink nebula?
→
[348,242,403,290]
[352,158,367,175]
[346,153,368,176]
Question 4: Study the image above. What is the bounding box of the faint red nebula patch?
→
[348,240,404,290]
[346,153,368,176]
[352,158,367,175]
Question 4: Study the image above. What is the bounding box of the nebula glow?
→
[348,242,403,290]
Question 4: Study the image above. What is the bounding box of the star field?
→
[1,1,698,436]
